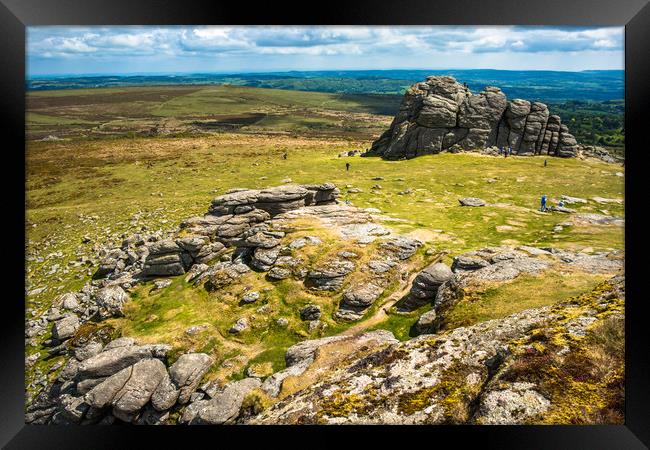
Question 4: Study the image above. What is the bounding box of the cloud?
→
[26,26,624,74]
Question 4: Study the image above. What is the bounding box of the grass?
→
[441,271,610,330]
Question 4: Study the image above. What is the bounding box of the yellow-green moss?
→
[318,390,372,418]
[396,364,481,422]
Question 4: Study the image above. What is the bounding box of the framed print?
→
[1,0,649,447]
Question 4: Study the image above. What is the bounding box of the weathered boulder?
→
[459,197,486,207]
[250,246,280,271]
[547,205,576,214]
[84,358,168,422]
[168,353,214,404]
[340,283,384,308]
[94,285,129,319]
[335,283,385,321]
[73,341,104,362]
[204,262,250,291]
[379,236,423,260]
[475,382,551,424]
[410,262,453,300]
[299,304,321,321]
[242,231,283,249]
[184,263,209,283]
[451,255,490,272]
[94,249,128,279]
[51,314,80,341]
[54,292,80,311]
[560,195,587,204]
[415,309,437,335]
[78,343,171,378]
[364,76,578,159]
[181,378,262,425]
[142,239,186,277]
[150,372,179,411]
[267,265,293,281]
[241,291,260,304]
[289,236,322,250]
[229,318,248,334]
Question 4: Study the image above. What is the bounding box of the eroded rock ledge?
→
[364,76,578,160]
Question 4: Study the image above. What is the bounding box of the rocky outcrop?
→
[92,183,340,281]
[577,145,624,163]
[208,184,339,217]
[250,275,624,424]
[364,76,578,160]
[25,336,214,425]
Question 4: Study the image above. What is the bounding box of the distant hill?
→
[27,69,624,103]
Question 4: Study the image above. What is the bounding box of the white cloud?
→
[26,25,624,72]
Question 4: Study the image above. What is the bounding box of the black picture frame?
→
[2,0,649,448]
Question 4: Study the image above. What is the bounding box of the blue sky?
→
[27,26,624,76]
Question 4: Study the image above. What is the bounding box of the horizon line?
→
[27,68,625,79]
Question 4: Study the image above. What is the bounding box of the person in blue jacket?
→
[540,194,548,212]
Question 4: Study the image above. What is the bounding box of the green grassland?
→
[26,85,397,141]
[25,85,624,389]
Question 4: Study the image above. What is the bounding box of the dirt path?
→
[340,254,443,337]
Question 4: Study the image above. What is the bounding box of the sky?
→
[26,26,625,76]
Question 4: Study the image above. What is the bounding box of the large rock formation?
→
[364,76,578,160]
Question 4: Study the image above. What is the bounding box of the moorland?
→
[25,76,625,425]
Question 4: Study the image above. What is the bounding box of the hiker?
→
[508,145,513,156]
[498,146,503,155]
[540,195,548,212]
[558,199,565,208]
[346,162,350,171]
[544,159,548,167]
[283,151,288,160]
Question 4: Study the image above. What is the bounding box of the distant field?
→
[26,85,399,141]
[27,69,625,102]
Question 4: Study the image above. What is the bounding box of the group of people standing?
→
[498,146,513,157]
